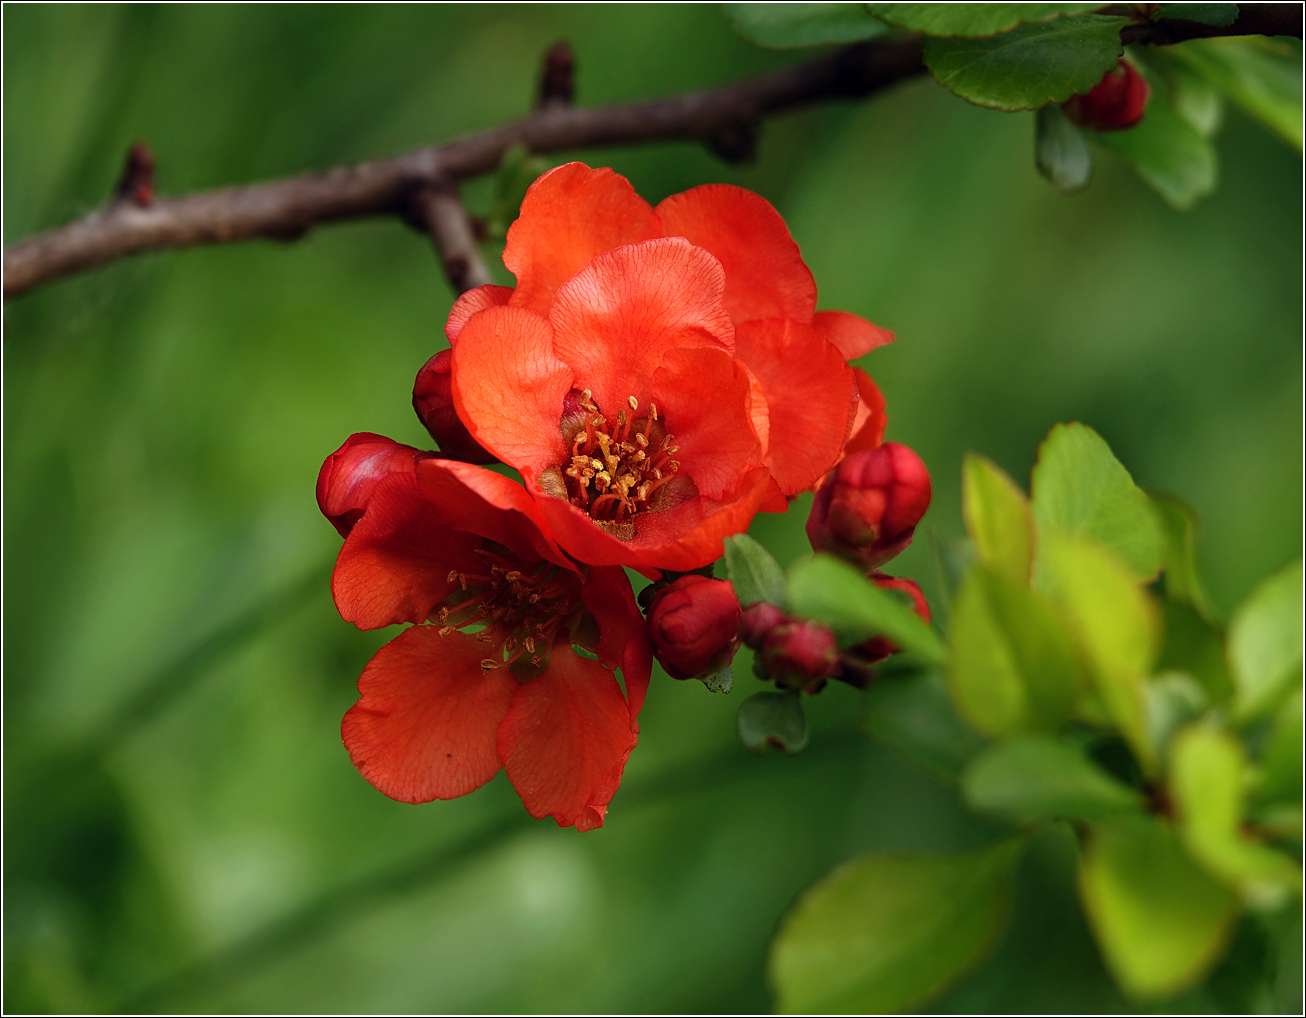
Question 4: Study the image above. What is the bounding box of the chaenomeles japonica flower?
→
[318,433,651,832]
[434,161,893,573]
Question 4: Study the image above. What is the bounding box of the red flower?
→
[443,162,894,573]
[320,433,652,831]
[647,575,741,680]
[1062,59,1150,132]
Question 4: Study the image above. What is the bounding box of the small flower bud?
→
[648,576,742,680]
[412,349,497,464]
[761,620,840,694]
[859,573,931,663]
[316,433,424,537]
[806,442,932,569]
[738,601,789,650]
[1061,59,1150,132]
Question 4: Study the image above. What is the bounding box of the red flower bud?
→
[412,349,497,464]
[648,576,742,680]
[739,601,789,650]
[1061,59,1150,132]
[761,620,840,694]
[860,572,931,663]
[316,433,425,537]
[806,442,932,569]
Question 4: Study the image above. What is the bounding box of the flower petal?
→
[317,433,425,537]
[504,163,662,315]
[498,640,637,830]
[579,565,653,729]
[343,626,516,803]
[412,350,497,464]
[734,319,857,496]
[332,472,484,630]
[844,367,888,457]
[812,309,894,361]
[451,305,574,475]
[445,284,514,344]
[651,346,763,501]
[550,237,734,417]
[656,184,816,325]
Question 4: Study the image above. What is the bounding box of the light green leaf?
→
[1150,50,1226,137]
[1030,421,1165,580]
[1157,599,1232,703]
[1160,3,1239,27]
[1170,724,1302,905]
[947,565,1079,737]
[737,690,808,754]
[723,3,887,48]
[724,533,786,607]
[1038,534,1159,772]
[1228,559,1304,721]
[864,669,987,781]
[867,3,1108,38]
[1255,689,1303,806]
[963,736,1144,822]
[1150,492,1215,617]
[787,554,944,664]
[1090,73,1218,210]
[769,841,1021,1014]
[1036,103,1094,192]
[1144,671,1208,760]
[962,453,1034,584]
[1078,814,1238,999]
[1167,36,1304,150]
[701,664,733,694]
[924,14,1126,112]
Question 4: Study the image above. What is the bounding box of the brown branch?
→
[406,183,494,294]
[1122,2,1304,45]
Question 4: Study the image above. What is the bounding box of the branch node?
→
[537,41,575,109]
[407,182,495,294]
[114,141,156,208]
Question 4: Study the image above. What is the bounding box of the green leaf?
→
[867,3,1108,38]
[1157,599,1232,703]
[737,690,808,753]
[924,14,1126,112]
[1035,103,1094,192]
[946,565,1079,737]
[1151,50,1226,137]
[1089,73,1218,210]
[863,669,987,781]
[1167,37,1304,151]
[1169,724,1303,905]
[1037,534,1159,772]
[1078,814,1239,1000]
[1159,3,1239,27]
[769,841,1022,1013]
[724,533,786,607]
[1143,671,1209,760]
[1030,421,1165,580]
[787,554,944,664]
[486,144,550,240]
[962,453,1034,584]
[1255,690,1303,806]
[723,3,887,48]
[1228,559,1304,721]
[963,736,1144,822]
[1150,492,1215,617]
[701,664,733,694]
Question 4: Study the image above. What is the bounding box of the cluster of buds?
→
[1061,58,1150,133]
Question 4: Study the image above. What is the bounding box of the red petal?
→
[445,284,513,344]
[332,473,483,630]
[412,350,497,464]
[342,626,516,803]
[504,163,662,315]
[579,565,653,729]
[416,458,574,572]
[651,346,762,500]
[734,319,857,496]
[451,305,574,475]
[844,368,888,456]
[550,237,734,417]
[317,433,424,537]
[812,310,894,361]
[656,184,816,325]
[498,641,637,830]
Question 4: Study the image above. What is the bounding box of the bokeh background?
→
[3,4,1300,1014]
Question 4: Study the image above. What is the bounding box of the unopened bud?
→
[761,620,840,694]
[412,349,497,464]
[806,442,932,569]
[316,433,424,537]
[859,573,931,663]
[738,601,788,650]
[648,576,741,680]
[1061,59,1150,132]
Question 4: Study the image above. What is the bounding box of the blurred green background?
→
[3,4,1300,1014]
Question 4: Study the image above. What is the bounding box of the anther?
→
[439,626,454,636]
[447,570,458,583]
[635,433,648,448]
[628,395,638,410]
[649,402,658,420]
[505,570,522,582]
[481,658,499,671]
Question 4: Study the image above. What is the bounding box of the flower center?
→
[434,545,580,671]
[561,390,681,523]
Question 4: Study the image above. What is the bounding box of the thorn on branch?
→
[706,121,758,165]
[114,141,156,207]
[406,183,495,295]
[537,41,575,109]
